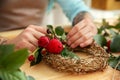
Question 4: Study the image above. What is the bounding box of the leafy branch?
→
[30,25,79,66]
[94,18,120,71]
[0,44,35,80]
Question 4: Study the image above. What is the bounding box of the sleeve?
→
[56,0,90,22]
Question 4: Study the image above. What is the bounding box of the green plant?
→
[0,44,35,80]
[29,25,79,66]
[94,18,120,71]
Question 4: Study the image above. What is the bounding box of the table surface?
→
[0,28,120,80]
[21,60,120,80]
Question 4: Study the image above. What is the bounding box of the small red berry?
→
[46,39,63,54]
[38,36,50,48]
[28,55,35,61]
[107,40,111,52]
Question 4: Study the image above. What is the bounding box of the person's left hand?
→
[67,17,97,48]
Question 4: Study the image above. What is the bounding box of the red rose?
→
[38,36,50,48]
[28,55,35,61]
[46,39,63,54]
[107,40,111,52]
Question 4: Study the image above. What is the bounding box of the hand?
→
[7,25,47,52]
[67,17,97,48]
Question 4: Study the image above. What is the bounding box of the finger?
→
[28,25,47,34]
[80,37,93,48]
[67,26,90,45]
[24,32,38,47]
[70,32,93,48]
[15,39,36,52]
[67,20,86,39]
[26,27,45,39]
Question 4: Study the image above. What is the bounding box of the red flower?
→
[38,36,50,48]
[107,40,111,52]
[28,55,35,61]
[46,39,63,54]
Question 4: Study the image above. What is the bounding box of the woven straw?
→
[43,43,109,74]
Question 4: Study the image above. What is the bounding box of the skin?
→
[6,12,97,52]
[67,12,97,48]
[6,25,47,53]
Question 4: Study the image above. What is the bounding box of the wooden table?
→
[21,60,120,80]
[0,29,120,80]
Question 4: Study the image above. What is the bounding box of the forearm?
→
[72,11,93,26]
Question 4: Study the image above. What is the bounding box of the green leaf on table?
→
[0,44,31,80]
[2,48,29,70]
[0,45,14,63]
[110,35,120,52]
[94,34,107,47]
[61,48,79,59]
[0,69,27,80]
[55,26,64,36]
[108,55,120,70]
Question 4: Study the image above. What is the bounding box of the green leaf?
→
[2,48,29,70]
[47,25,54,34]
[109,29,118,37]
[114,23,120,29]
[110,35,120,52]
[30,48,43,66]
[61,48,79,59]
[94,34,107,47]
[61,33,66,41]
[55,26,64,36]
[0,70,27,80]
[47,25,53,30]
[108,55,120,70]
[27,76,35,80]
[97,27,104,34]
[0,45,14,63]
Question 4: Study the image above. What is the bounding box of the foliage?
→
[30,25,79,66]
[0,44,35,80]
[94,18,120,71]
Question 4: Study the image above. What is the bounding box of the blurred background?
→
[42,0,120,26]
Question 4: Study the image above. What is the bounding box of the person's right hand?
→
[7,25,47,53]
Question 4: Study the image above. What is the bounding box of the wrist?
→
[72,11,93,26]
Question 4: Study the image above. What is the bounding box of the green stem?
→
[32,47,39,54]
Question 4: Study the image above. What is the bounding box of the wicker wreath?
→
[43,43,109,74]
